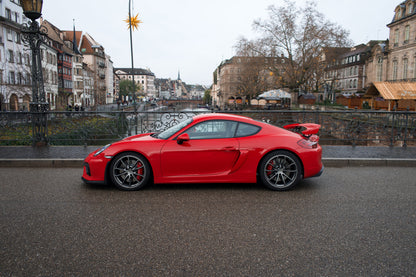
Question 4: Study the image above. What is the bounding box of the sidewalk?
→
[0,145,415,167]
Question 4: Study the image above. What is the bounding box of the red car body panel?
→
[82,113,323,185]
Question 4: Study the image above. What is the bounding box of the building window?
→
[9,71,15,84]
[404,25,410,43]
[13,12,19,23]
[376,57,383,82]
[414,57,416,79]
[5,8,11,20]
[8,50,14,63]
[394,29,399,46]
[26,73,31,85]
[17,72,22,85]
[403,58,408,79]
[15,32,20,44]
[392,60,398,81]
[6,29,12,41]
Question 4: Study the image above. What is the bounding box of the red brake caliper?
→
[266,161,274,176]
[137,162,144,180]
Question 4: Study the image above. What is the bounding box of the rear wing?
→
[283,123,321,137]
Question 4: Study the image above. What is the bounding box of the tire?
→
[259,150,302,191]
[109,152,150,191]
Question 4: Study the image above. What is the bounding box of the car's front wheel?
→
[259,150,302,191]
[109,152,150,191]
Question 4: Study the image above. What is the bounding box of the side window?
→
[236,123,260,137]
[185,120,238,139]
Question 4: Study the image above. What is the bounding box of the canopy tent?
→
[251,89,291,108]
[258,89,291,100]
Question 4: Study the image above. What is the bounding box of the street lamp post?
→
[21,0,49,146]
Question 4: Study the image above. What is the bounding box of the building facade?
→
[386,0,416,82]
[69,31,111,105]
[41,37,59,110]
[323,42,380,100]
[115,68,156,99]
[0,0,31,111]
[0,1,115,111]
[41,20,74,110]
[212,56,284,107]
[82,62,94,107]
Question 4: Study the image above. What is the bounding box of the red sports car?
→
[82,113,323,191]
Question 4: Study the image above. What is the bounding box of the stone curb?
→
[0,159,83,168]
[0,158,416,168]
[323,158,416,167]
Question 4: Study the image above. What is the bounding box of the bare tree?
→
[234,57,282,102]
[235,0,352,94]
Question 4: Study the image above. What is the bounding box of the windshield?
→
[157,118,193,139]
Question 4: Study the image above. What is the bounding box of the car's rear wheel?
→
[110,152,150,191]
[259,150,302,191]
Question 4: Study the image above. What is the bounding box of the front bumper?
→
[81,176,106,185]
[81,151,112,185]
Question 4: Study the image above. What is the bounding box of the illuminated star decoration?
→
[124,13,142,31]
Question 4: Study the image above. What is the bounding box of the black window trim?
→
[175,119,262,140]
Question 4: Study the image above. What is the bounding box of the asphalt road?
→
[1,167,415,276]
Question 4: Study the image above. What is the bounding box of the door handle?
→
[222,146,236,151]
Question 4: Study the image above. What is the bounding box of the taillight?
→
[309,134,319,143]
[297,135,319,149]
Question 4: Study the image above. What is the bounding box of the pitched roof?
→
[115,68,155,76]
[62,31,103,55]
[41,20,74,54]
[366,82,416,100]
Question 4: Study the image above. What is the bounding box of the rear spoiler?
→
[283,123,321,137]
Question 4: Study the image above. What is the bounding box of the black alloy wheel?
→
[259,150,302,191]
[110,152,150,191]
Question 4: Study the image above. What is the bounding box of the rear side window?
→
[235,122,260,137]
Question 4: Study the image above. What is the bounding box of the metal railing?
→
[1,109,415,147]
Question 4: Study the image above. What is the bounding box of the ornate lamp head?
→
[21,0,43,21]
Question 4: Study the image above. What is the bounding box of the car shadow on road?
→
[149,182,264,191]
[82,179,320,192]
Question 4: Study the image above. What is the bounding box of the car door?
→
[160,120,239,178]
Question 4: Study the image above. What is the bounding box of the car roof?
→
[192,113,256,123]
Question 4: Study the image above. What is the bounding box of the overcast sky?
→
[42,0,398,86]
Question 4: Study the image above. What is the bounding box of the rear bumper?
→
[312,165,324,177]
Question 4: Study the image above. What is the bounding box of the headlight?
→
[94,144,111,156]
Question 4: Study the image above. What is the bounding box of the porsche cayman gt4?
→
[82,113,323,191]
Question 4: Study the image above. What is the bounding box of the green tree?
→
[119,79,141,97]
[203,89,212,104]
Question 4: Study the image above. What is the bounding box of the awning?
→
[258,89,291,99]
[365,82,416,100]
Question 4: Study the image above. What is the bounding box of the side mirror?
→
[177,133,190,145]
